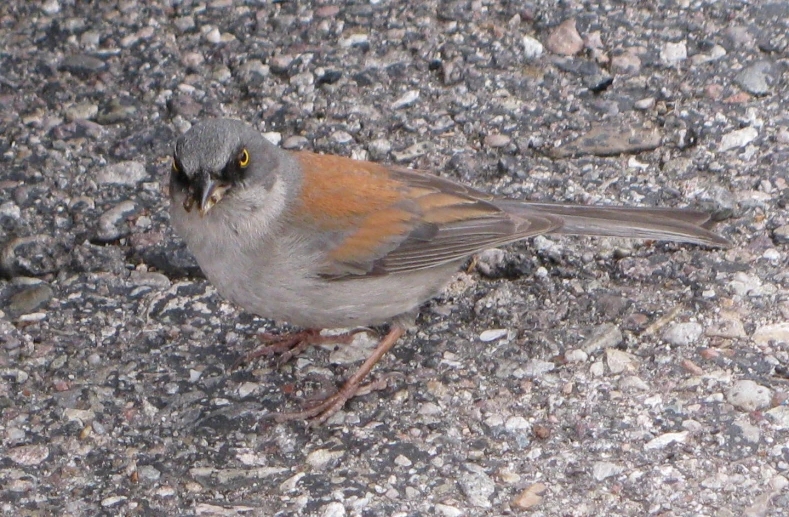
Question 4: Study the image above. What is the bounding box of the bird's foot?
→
[269,326,406,426]
[232,328,364,369]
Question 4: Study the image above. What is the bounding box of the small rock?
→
[565,349,588,363]
[282,135,309,150]
[459,464,495,508]
[522,35,544,59]
[592,461,624,481]
[484,134,511,148]
[663,322,703,346]
[97,200,137,241]
[479,329,508,342]
[320,502,345,517]
[64,102,98,121]
[391,90,419,109]
[367,138,392,160]
[619,376,650,391]
[633,97,655,110]
[435,503,464,517]
[611,51,641,73]
[545,18,583,56]
[513,482,546,510]
[96,161,147,185]
[766,406,789,430]
[137,465,162,482]
[550,126,661,158]
[306,449,345,470]
[522,359,555,377]
[8,284,54,315]
[331,131,354,144]
[645,431,688,450]
[392,142,432,162]
[59,54,106,76]
[8,444,49,466]
[727,380,771,411]
[734,61,774,96]
[582,324,623,354]
[606,349,638,374]
[719,127,758,152]
[661,41,687,64]
[752,322,789,345]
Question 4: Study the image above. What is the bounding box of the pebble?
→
[550,126,661,158]
[719,127,758,152]
[644,431,688,450]
[9,284,54,314]
[565,349,588,363]
[766,406,789,430]
[137,465,162,482]
[458,464,495,508]
[727,380,771,412]
[320,502,346,517]
[392,142,432,162]
[367,138,392,159]
[7,444,49,466]
[592,461,624,481]
[0,201,21,221]
[521,359,555,378]
[391,90,419,110]
[59,54,106,75]
[479,329,508,342]
[435,503,464,517]
[611,51,641,73]
[484,134,511,148]
[64,101,98,121]
[545,18,583,56]
[663,322,703,346]
[97,98,138,125]
[619,376,650,391]
[752,322,789,345]
[633,97,655,110]
[306,449,345,470]
[606,349,638,374]
[96,161,147,185]
[513,482,546,510]
[331,131,354,144]
[282,135,309,150]
[522,35,544,59]
[41,0,60,14]
[691,44,726,65]
[661,41,687,64]
[582,324,623,354]
[734,61,774,96]
[97,200,137,241]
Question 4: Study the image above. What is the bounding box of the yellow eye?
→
[171,158,180,174]
[238,148,250,168]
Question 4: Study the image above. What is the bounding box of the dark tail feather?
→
[500,201,730,247]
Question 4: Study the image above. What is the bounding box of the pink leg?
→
[273,326,406,426]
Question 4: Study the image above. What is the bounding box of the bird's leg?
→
[273,325,406,426]
[232,328,365,369]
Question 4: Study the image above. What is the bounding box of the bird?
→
[168,118,730,426]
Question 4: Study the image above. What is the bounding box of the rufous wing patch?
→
[295,152,406,230]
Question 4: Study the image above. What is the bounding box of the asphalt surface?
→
[1,1,788,516]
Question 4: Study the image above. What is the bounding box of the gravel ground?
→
[1,1,788,516]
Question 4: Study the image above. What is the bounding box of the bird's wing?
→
[291,152,561,279]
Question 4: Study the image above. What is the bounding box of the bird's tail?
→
[499,201,730,247]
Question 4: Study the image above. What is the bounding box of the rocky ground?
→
[1,0,788,516]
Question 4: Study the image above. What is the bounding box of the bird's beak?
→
[197,176,230,217]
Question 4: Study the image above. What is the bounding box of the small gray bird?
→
[169,118,729,425]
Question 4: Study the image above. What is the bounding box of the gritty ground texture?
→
[1,0,788,516]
